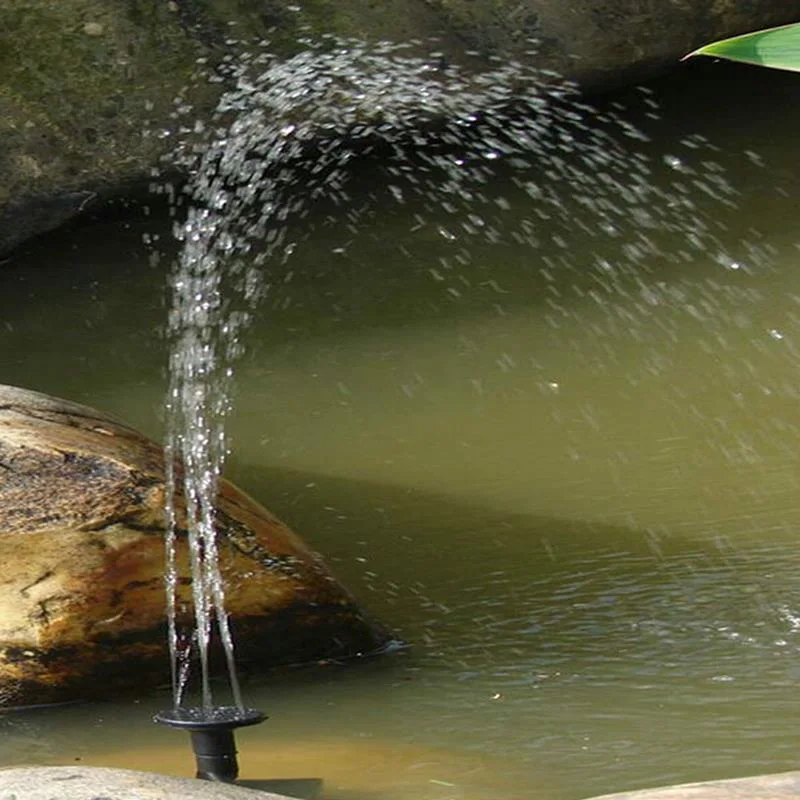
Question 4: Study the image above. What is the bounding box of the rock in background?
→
[0,384,390,707]
[2,0,800,256]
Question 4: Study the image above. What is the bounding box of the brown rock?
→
[0,384,390,707]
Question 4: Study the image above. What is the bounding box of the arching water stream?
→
[160,37,773,710]
[1,59,799,800]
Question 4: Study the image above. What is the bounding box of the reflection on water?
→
[1,61,800,799]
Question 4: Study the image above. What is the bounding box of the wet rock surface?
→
[0,384,390,707]
[2,0,800,256]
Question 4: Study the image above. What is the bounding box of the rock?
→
[0,766,294,800]
[584,771,800,800]
[421,0,800,88]
[0,384,391,707]
[2,0,800,256]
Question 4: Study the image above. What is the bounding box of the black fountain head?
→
[154,706,266,783]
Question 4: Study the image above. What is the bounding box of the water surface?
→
[1,61,800,799]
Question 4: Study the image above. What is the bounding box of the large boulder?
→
[0,384,390,707]
[2,0,800,256]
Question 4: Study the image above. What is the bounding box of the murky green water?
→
[2,61,800,799]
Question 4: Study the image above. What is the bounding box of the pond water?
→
[2,60,800,800]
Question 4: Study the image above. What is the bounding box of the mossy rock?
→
[2,0,800,255]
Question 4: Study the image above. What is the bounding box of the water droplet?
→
[663,154,684,170]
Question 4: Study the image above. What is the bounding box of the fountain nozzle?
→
[154,706,266,782]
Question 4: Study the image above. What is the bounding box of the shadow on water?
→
[233,461,800,653]
[208,464,800,796]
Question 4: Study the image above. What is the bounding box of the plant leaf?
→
[685,22,800,73]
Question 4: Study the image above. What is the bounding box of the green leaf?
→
[685,22,800,73]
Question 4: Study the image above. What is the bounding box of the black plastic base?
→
[154,706,266,782]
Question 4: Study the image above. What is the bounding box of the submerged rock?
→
[0,384,390,707]
[1,0,799,256]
